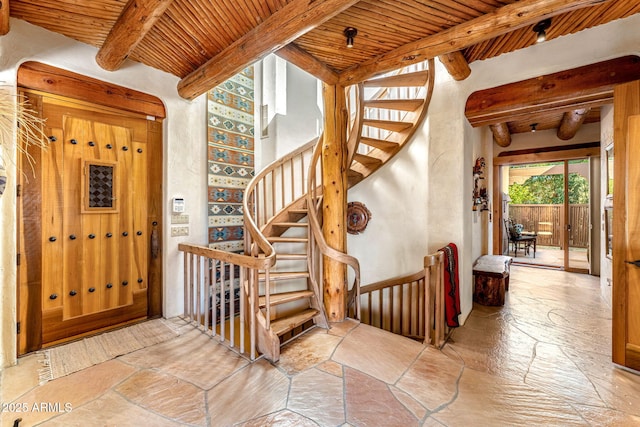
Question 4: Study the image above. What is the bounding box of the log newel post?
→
[321,83,348,322]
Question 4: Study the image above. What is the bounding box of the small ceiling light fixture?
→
[533,18,551,43]
[530,123,538,132]
[344,27,358,48]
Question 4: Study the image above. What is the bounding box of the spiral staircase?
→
[243,59,435,362]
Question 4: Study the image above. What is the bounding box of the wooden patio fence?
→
[508,204,589,248]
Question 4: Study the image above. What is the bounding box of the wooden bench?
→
[473,255,512,306]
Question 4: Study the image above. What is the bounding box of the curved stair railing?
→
[179,59,436,363]
[242,139,325,362]
[346,58,435,186]
[306,135,362,321]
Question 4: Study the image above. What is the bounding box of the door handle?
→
[625,260,640,268]
[151,221,159,259]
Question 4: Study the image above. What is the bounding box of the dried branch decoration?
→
[0,87,49,172]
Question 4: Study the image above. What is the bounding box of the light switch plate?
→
[170,226,189,237]
[171,214,189,224]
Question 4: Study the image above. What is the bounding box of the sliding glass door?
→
[503,159,590,272]
[566,160,590,272]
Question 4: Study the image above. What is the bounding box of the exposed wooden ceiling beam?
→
[18,61,166,118]
[557,108,591,140]
[96,0,175,72]
[466,55,640,127]
[0,0,9,35]
[490,123,512,147]
[276,43,340,85]
[339,0,608,85]
[438,51,471,81]
[178,0,359,101]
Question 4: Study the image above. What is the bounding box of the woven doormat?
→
[38,318,181,383]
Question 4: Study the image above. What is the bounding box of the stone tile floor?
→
[2,266,640,426]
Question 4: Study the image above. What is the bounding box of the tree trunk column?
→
[321,83,348,322]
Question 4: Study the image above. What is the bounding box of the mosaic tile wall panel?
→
[207,67,254,252]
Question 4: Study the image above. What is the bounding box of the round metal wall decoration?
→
[347,202,372,235]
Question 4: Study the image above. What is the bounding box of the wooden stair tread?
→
[364,98,424,111]
[273,222,308,228]
[259,290,314,308]
[364,70,429,88]
[360,137,399,151]
[259,271,310,281]
[270,308,319,336]
[276,253,308,260]
[348,169,364,179]
[353,153,382,167]
[268,236,308,243]
[363,119,412,132]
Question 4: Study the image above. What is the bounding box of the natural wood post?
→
[321,83,348,321]
[0,0,9,35]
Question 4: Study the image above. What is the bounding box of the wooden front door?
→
[18,92,162,354]
[613,80,640,371]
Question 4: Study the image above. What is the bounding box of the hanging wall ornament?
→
[347,201,372,235]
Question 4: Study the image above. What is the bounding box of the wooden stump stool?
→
[473,255,512,306]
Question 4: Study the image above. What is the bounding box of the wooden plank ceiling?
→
[6,0,640,136]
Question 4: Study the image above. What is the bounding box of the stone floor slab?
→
[288,368,345,426]
[278,329,343,375]
[396,346,462,411]
[40,391,182,427]
[0,360,136,426]
[333,324,423,384]
[345,367,419,427]
[116,369,206,425]
[207,359,289,426]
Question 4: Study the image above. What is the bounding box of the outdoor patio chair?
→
[504,218,537,258]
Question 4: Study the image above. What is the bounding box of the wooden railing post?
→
[423,251,445,348]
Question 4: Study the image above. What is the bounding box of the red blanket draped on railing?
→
[439,243,461,327]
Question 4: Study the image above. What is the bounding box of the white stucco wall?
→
[255,56,323,170]
[0,19,208,367]
[348,13,640,326]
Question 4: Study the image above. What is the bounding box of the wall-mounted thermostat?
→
[172,197,185,213]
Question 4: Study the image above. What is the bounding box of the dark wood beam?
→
[438,51,471,81]
[490,123,512,147]
[96,0,174,71]
[466,56,640,127]
[557,108,590,140]
[276,43,339,85]
[339,0,608,85]
[0,0,9,35]
[178,0,358,100]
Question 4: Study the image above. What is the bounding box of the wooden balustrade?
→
[354,251,447,348]
[244,140,316,236]
[179,243,274,360]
